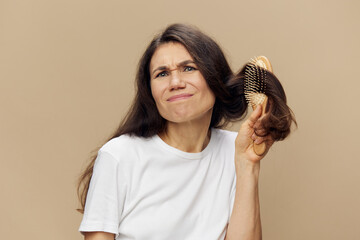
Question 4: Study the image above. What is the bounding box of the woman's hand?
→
[235,105,274,164]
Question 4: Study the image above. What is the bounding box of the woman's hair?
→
[228,65,297,141]
[77,23,297,213]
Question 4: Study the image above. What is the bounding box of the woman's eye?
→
[156,71,168,78]
[184,66,196,72]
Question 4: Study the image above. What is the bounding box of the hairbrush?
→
[244,56,273,156]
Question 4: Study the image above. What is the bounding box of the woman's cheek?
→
[151,82,166,105]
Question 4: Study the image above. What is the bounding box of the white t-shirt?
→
[79,128,237,240]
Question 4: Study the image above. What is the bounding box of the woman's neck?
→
[158,112,212,153]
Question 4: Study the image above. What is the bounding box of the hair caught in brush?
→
[223,64,297,141]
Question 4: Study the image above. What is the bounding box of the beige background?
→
[1,0,359,239]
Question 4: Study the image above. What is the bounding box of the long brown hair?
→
[77,23,296,213]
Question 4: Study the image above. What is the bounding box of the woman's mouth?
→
[167,93,193,102]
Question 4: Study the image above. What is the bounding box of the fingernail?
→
[251,133,256,140]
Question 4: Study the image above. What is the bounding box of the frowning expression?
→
[150,42,215,123]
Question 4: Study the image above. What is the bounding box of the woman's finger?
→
[248,105,262,127]
[254,126,267,136]
[254,137,264,144]
[251,133,257,140]
[253,133,274,146]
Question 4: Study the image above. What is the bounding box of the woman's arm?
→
[83,232,115,240]
[226,160,262,240]
[225,105,273,240]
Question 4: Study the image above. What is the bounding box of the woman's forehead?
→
[150,42,194,71]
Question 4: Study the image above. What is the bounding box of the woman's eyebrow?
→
[152,60,195,75]
[177,60,195,67]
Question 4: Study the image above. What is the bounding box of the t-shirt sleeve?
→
[79,150,127,237]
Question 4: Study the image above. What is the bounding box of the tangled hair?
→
[227,65,297,141]
[77,23,297,213]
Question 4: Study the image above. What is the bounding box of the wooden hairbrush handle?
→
[251,56,272,156]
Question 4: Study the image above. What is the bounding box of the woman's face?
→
[149,42,215,124]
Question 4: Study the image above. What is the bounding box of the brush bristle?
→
[244,61,267,109]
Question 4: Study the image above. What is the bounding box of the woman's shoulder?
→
[99,134,155,161]
[212,128,238,142]
[209,128,237,152]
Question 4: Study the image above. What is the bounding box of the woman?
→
[78,23,284,240]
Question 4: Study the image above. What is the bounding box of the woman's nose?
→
[169,70,186,90]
